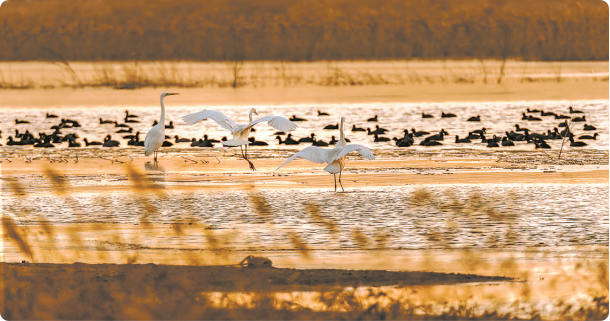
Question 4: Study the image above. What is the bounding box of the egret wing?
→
[276,146,331,170]
[182,110,237,132]
[331,144,375,163]
[246,116,298,132]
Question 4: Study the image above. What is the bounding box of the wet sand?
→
[2,157,607,186]
[2,262,514,292]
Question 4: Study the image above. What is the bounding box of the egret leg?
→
[339,170,345,192]
[334,173,337,192]
[239,145,256,171]
[245,144,256,171]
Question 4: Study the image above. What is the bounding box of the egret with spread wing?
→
[276,117,375,191]
[182,108,297,170]
[144,92,179,163]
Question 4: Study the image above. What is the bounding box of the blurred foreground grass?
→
[1,164,608,320]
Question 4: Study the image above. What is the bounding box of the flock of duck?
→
[1,92,601,186]
[386,106,597,149]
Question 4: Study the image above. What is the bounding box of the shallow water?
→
[4,184,607,250]
[1,99,608,150]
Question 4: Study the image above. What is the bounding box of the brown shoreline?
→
[1,81,607,108]
[1,262,515,292]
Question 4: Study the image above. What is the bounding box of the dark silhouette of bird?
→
[441,112,457,118]
[114,121,130,128]
[420,140,442,146]
[174,135,191,143]
[125,110,140,118]
[422,112,434,119]
[455,135,471,143]
[522,113,542,121]
[67,138,81,148]
[324,123,339,130]
[83,138,103,146]
[425,129,449,141]
[569,106,584,114]
[103,135,120,147]
[578,133,598,140]
[298,133,316,143]
[472,128,486,135]
[289,115,307,122]
[276,134,300,145]
[312,138,328,146]
[248,137,269,146]
[411,128,429,137]
[486,140,499,148]
[572,116,586,122]
[374,134,390,142]
[367,115,379,122]
[569,137,587,147]
[367,125,389,135]
[515,124,529,132]
[351,125,366,132]
[466,132,481,140]
[501,137,515,146]
[467,115,481,122]
[583,124,596,131]
[317,110,330,116]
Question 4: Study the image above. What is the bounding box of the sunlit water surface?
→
[4,184,607,249]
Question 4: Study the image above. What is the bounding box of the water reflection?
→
[145,161,165,172]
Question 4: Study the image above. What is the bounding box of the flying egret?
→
[182,107,298,170]
[276,117,375,192]
[144,92,179,162]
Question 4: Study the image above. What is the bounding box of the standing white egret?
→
[182,108,298,170]
[144,92,179,162]
[276,117,375,191]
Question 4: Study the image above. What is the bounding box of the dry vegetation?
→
[1,59,607,90]
[0,0,607,62]
[2,166,608,320]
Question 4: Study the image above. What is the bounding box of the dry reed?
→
[0,0,606,62]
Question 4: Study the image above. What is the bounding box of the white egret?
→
[276,117,375,192]
[182,107,298,170]
[144,92,179,162]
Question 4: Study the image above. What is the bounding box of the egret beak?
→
[167,93,180,96]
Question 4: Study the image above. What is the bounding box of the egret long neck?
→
[338,118,346,147]
[249,108,255,123]
[159,96,166,126]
